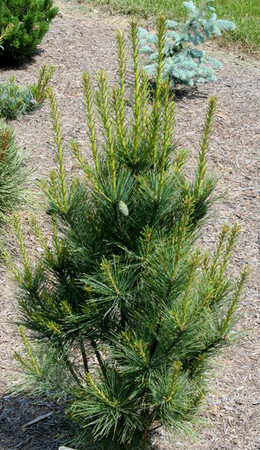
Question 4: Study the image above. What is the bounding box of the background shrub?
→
[0,64,55,120]
[139,0,235,87]
[0,119,29,222]
[9,20,247,449]
[0,0,58,63]
[0,76,34,120]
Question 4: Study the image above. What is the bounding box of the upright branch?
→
[130,20,141,162]
[159,82,176,187]
[48,88,68,211]
[115,31,127,148]
[96,71,117,197]
[195,95,216,197]
[82,72,99,174]
[151,17,167,162]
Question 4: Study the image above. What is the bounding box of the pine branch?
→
[130,20,141,162]
[195,96,216,197]
[96,70,117,196]
[115,31,127,148]
[151,17,167,163]
[82,72,99,174]
[48,88,68,211]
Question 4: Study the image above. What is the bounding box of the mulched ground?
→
[0,1,259,448]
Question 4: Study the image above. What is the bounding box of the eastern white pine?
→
[8,19,247,450]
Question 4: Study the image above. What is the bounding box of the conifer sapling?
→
[8,18,248,449]
[139,0,235,87]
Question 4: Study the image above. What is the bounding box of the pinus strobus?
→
[8,19,248,449]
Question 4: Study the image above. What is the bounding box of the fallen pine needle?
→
[22,411,53,429]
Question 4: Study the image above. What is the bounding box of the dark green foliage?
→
[0,119,28,221]
[0,0,58,63]
[0,64,55,120]
[9,19,247,449]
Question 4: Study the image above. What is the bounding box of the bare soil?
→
[0,1,259,448]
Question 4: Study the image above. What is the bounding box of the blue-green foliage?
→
[139,0,235,87]
[0,76,34,120]
[0,64,55,120]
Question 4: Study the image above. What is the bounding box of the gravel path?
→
[0,2,259,448]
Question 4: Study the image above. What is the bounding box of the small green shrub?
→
[0,0,58,63]
[0,119,28,222]
[0,76,34,120]
[139,0,235,87]
[0,64,55,120]
[9,20,247,450]
[30,63,56,105]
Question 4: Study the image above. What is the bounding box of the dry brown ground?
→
[0,1,259,448]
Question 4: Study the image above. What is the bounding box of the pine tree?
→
[9,19,248,449]
[0,0,58,63]
[139,0,235,87]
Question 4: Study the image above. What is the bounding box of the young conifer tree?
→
[139,0,235,87]
[10,19,248,449]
